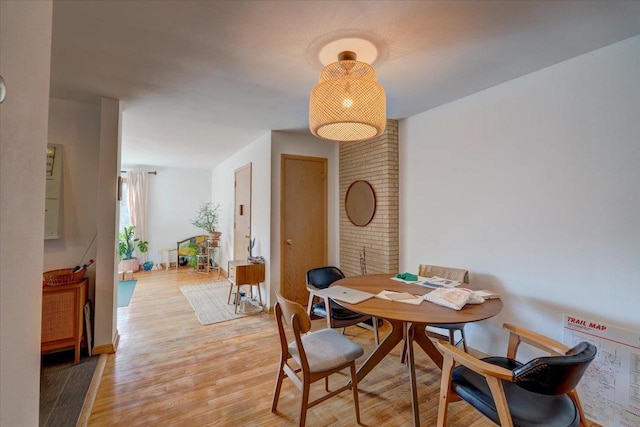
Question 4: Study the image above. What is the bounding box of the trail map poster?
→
[563,315,640,427]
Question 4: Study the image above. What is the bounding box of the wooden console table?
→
[227,260,265,313]
[41,279,88,364]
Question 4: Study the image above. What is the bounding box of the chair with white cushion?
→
[272,292,363,426]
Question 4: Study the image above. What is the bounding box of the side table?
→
[227,260,265,313]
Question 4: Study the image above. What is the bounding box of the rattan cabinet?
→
[41,279,87,364]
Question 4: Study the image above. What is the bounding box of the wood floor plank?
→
[88,269,590,426]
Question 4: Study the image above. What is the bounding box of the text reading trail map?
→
[563,315,640,427]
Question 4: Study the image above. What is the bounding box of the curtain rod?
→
[120,171,157,175]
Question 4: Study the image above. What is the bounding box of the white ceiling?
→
[50,1,640,169]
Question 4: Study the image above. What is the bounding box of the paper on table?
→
[473,290,500,299]
[424,288,471,310]
[390,275,429,284]
[376,290,423,305]
[419,276,462,289]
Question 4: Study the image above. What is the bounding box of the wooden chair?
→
[306,266,379,346]
[436,323,596,427]
[272,293,363,426]
[401,264,470,364]
[419,264,470,351]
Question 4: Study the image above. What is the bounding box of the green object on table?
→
[395,272,418,281]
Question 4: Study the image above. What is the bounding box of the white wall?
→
[400,36,640,356]
[270,131,340,304]
[43,97,120,352]
[212,132,272,302]
[93,97,121,350]
[144,167,212,264]
[0,1,52,425]
[44,98,100,273]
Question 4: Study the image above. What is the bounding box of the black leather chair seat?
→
[452,357,580,427]
[312,300,363,322]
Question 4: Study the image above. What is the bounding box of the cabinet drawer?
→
[228,260,265,285]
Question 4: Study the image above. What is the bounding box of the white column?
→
[0,1,53,425]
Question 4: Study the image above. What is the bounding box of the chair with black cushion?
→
[306,266,379,345]
[272,293,363,427]
[436,323,596,427]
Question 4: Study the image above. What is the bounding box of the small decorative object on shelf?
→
[72,259,95,273]
[247,238,263,263]
[360,247,367,275]
[247,237,255,259]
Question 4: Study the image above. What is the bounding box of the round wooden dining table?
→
[334,274,503,427]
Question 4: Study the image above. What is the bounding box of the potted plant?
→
[191,202,222,241]
[118,225,148,272]
[180,242,200,270]
[137,240,154,270]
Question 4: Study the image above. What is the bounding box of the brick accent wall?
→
[339,120,399,276]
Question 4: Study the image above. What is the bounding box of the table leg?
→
[406,323,420,427]
[355,319,404,382]
[413,323,444,369]
[234,285,241,313]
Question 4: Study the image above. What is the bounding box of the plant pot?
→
[118,258,140,273]
[209,232,221,246]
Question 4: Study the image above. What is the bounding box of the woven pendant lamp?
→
[309,51,386,142]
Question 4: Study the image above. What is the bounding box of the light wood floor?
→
[87,268,496,426]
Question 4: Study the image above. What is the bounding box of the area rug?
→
[180,281,263,325]
[117,280,137,307]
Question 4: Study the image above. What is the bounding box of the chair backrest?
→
[275,292,311,334]
[306,266,346,290]
[418,264,469,283]
[513,341,597,395]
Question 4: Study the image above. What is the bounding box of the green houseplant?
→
[191,202,221,238]
[118,225,149,272]
[184,242,199,270]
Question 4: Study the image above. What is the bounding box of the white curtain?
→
[127,171,148,259]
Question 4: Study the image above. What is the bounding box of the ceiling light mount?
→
[338,51,356,61]
[309,50,386,142]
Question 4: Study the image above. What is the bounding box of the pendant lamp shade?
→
[309,51,386,142]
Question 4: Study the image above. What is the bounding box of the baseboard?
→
[92,331,120,355]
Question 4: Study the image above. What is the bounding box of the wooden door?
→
[281,155,327,305]
[234,163,252,261]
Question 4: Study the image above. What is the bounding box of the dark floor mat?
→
[40,350,98,427]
